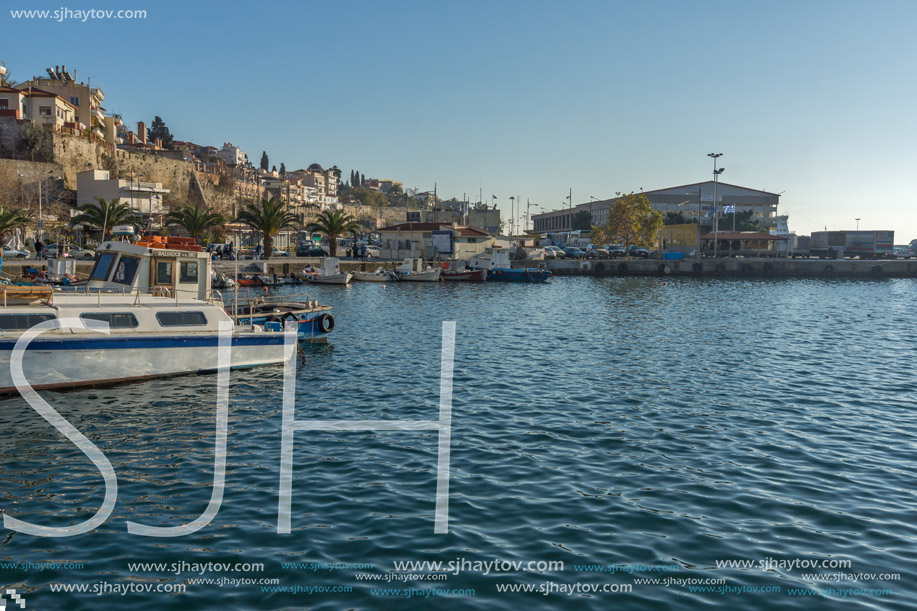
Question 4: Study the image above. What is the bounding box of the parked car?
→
[2,246,29,259]
[272,249,289,257]
[69,248,96,260]
[364,246,380,258]
[585,245,609,259]
[607,244,626,258]
[563,247,586,259]
[628,245,649,258]
[300,246,327,257]
[543,246,565,259]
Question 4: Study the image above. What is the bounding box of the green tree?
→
[17,123,52,162]
[571,210,592,231]
[360,173,365,186]
[165,204,225,243]
[350,186,388,208]
[147,116,174,149]
[234,196,300,259]
[591,192,663,255]
[260,151,269,171]
[279,162,286,176]
[0,61,16,87]
[0,206,31,251]
[71,197,141,241]
[305,210,362,257]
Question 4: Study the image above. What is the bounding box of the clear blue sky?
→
[4,0,917,239]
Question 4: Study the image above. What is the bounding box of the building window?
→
[39,106,51,117]
[69,96,80,106]
[0,100,8,109]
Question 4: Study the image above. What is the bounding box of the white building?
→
[76,169,169,218]
[218,142,248,166]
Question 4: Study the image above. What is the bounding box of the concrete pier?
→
[4,256,916,282]
[544,257,917,278]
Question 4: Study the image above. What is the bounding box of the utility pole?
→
[707,153,724,258]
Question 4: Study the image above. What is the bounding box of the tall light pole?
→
[855,217,861,230]
[509,196,515,236]
[566,188,572,235]
[707,153,724,258]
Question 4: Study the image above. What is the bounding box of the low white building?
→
[76,169,169,217]
[378,223,493,260]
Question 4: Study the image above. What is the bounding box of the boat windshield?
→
[90,253,117,281]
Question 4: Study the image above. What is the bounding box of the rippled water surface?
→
[2,277,916,609]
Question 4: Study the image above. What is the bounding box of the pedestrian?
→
[35,239,43,260]
[360,243,367,261]
[227,242,234,260]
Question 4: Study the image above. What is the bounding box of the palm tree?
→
[71,197,141,242]
[165,204,224,244]
[0,206,31,262]
[234,196,300,259]
[306,210,362,257]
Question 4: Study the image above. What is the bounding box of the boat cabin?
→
[397,258,430,274]
[87,238,212,299]
[468,249,512,271]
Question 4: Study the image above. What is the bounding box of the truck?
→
[809,230,894,259]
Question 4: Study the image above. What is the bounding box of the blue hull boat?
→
[468,249,552,283]
[232,297,334,341]
[487,268,551,282]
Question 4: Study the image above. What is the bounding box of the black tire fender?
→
[317,313,335,333]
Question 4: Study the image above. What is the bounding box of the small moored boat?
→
[468,249,551,282]
[352,267,398,282]
[395,258,442,282]
[305,258,352,285]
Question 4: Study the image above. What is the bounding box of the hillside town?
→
[0,62,506,258]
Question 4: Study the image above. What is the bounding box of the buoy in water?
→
[263,285,269,292]
[663,282,667,286]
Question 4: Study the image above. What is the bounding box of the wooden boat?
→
[305,258,352,285]
[395,258,442,282]
[441,265,486,282]
[352,268,398,282]
[468,249,551,282]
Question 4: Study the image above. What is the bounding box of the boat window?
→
[0,313,57,331]
[112,256,141,285]
[180,261,199,283]
[80,312,140,329]
[155,260,173,285]
[156,311,207,327]
[90,252,117,281]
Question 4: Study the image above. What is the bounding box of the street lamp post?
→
[855,217,861,230]
[707,153,724,258]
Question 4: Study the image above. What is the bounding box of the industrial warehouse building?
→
[531,182,781,233]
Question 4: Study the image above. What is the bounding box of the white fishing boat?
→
[0,239,293,394]
[395,258,442,282]
[352,267,398,282]
[305,258,352,285]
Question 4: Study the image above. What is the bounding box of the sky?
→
[4,0,917,239]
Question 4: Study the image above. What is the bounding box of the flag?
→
[723,205,736,214]
[492,194,497,199]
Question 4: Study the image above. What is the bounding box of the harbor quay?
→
[543,257,917,278]
[4,256,916,281]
